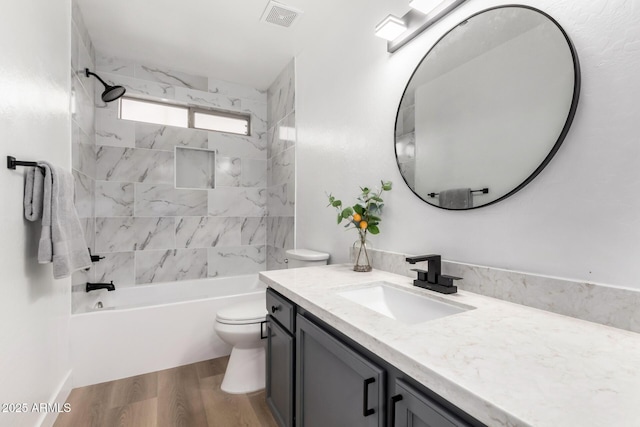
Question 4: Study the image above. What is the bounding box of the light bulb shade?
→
[375,15,407,41]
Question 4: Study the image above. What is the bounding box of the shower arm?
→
[85,68,109,88]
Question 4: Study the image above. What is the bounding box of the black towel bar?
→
[427,188,489,198]
[7,156,46,173]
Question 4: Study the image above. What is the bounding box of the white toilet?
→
[285,248,330,268]
[214,295,268,394]
[214,248,329,394]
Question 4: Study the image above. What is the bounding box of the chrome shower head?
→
[84,68,126,103]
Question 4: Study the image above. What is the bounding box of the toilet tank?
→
[286,249,330,269]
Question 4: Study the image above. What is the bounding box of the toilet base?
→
[221,344,266,394]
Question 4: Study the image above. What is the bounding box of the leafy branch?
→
[327,180,392,236]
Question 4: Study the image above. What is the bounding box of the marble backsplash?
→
[365,248,640,334]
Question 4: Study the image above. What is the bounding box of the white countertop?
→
[259,264,640,427]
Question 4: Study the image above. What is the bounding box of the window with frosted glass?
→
[119,97,250,136]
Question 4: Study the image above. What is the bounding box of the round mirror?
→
[395,6,580,210]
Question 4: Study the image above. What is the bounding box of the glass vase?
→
[352,233,372,272]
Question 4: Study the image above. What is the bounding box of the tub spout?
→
[86,281,115,292]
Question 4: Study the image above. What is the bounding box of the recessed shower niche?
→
[175,146,216,189]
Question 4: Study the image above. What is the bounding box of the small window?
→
[193,110,249,135]
[119,97,250,136]
[120,98,188,127]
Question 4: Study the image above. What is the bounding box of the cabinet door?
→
[266,315,295,427]
[392,379,467,427]
[296,315,384,427]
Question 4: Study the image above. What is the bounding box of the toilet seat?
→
[216,295,266,325]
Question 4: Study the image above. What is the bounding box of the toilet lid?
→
[216,295,267,325]
[285,248,330,261]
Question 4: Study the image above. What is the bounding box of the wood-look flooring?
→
[53,356,278,427]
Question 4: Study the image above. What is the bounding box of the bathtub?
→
[70,275,265,387]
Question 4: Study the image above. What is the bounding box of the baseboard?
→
[38,369,73,427]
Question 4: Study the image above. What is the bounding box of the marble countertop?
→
[259,264,640,427]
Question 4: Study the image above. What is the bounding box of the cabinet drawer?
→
[267,288,296,332]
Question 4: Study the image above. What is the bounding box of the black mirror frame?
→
[394,5,581,211]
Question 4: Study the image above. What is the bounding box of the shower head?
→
[84,68,126,103]
[101,85,126,102]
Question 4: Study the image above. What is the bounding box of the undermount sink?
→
[338,282,469,325]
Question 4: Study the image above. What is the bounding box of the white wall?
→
[0,1,73,426]
[296,0,640,289]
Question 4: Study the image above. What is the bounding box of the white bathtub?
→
[70,275,266,387]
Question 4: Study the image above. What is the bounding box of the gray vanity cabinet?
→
[266,289,296,427]
[265,288,483,427]
[296,314,385,427]
[392,380,464,427]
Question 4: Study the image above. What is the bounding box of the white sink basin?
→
[338,282,468,324]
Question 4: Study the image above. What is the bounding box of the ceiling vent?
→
[260,1,304,28]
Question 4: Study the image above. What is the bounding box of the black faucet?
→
[86,281,115,292]
[405,255,461,294]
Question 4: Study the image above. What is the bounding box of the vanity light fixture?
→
[374,15,407,41]
[378,0,466,53]
[409,0,448,15]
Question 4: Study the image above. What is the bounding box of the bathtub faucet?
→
[86,281,115,292]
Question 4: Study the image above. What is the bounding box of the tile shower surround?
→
[365,248,640,334]
[71,5,97,288]
[82,54,283,290]
[266,60,296,270]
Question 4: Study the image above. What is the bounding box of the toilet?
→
[285,248,330,268]
[214,295,268,394]
[214,248,329,394]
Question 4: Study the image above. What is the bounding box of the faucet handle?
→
[439,274,462,287]
[88,248,105,263]
[410,268,429,282]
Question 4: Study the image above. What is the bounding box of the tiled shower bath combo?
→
[71,43,296,296]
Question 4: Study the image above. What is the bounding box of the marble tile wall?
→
[266,60,296,270]
[71,3,97,289]
[365,248,640,334]
[81,54,269,292]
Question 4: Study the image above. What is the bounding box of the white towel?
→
[24,163,92,279]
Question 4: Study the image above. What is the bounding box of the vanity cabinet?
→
[266,289,296,427]
[266,288,483,427]
[392,379,466,427]
[296,314,384,427]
